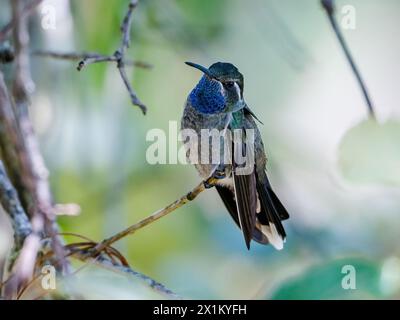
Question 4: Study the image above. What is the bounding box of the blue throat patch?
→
[189,76,226,114]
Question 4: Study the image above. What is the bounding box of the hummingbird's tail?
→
[216,184,266,248]
[255,171,289,250]
[215,170,289,250]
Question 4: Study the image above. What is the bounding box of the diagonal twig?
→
[117,61,146,112]
[70,250,181,299]
[91,177,217,256]
[55,234,180,299]
[321,0,376,119]
[120,0,137,52]
[62,177,216,265]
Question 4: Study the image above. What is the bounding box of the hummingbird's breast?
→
[181,100,233,181]
[188,76,226,114]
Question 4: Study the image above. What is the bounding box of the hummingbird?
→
[181,61,289,250]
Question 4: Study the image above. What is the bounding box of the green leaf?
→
[270,258,382,300]
[338,119,400,186]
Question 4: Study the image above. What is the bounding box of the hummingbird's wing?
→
[244,107,289,250]
[231,165,257,249]
[227,125,260,249]
[244,104,263,125]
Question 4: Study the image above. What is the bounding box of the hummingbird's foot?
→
[213,168,226,179]
[211,165,228,180]
[204,165,228,189]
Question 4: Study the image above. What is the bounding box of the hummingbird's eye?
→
[224,81,235,88]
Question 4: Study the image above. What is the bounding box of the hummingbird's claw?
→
[213,164,228,179]
[213,169,226,179]
[203,181,215,189]
[204,166,227,189]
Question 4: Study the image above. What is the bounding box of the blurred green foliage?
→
[271,258,382,300]
[338,119,400,186]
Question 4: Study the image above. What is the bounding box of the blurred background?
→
[1,0,400,299]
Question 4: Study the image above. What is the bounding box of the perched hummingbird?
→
[181,62,289,250]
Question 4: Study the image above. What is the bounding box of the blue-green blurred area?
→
[1,0,400,299]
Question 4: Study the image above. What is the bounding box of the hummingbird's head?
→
[186,61,245,114]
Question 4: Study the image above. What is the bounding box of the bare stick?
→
[92,177,217,255]
[10,0,69,279]
[32,50,152,69]
[120,0,138,52]
[77,55,118,71]
[321,0,376,119]
[117,62,146,113]
[0,72,28,207]
[7,1,149,113]
[76,0,147,114]
[71,251,181,299]
[33,51,110,62]
[12,0,35,102]
[0,0,43,42]
[0,160,31,251]
[0,67,44,300]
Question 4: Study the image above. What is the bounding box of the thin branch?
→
[0,68,44,299]
[321,0,376,119]
[4,227,42,299]
[32,232,181,299]
[0,0,43,42]
[71,250,181,299]
[117,62,147,113]
[58,176,216,277]
[0,72,28,208]
[74,55,148,115]
[76,0,147,114]
[3,1,148,113]
[32,50,152,69]
[0,160,32,251]
[8,0,69,283]
[91,177,217,256]
[120,0,138,53]
[12,0,35,103]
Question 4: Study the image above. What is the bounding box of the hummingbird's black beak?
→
[185,62,215,79]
